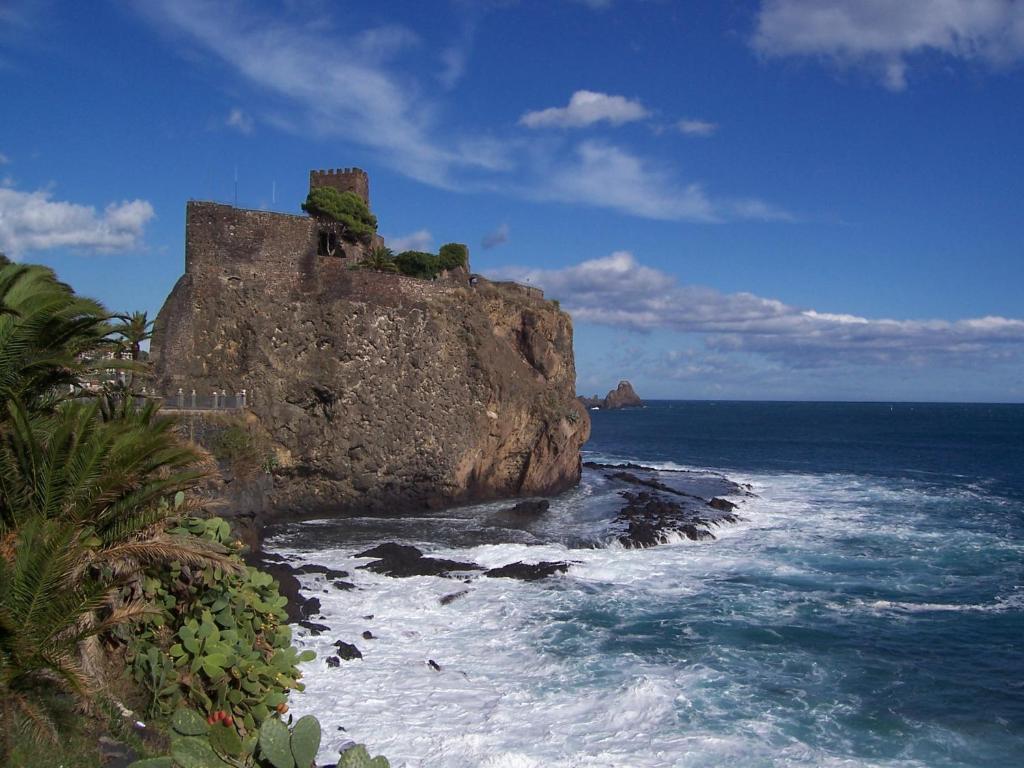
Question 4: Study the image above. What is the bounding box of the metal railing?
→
[147,388,250,411]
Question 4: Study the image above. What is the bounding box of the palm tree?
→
[362,245,398,273]
[0,263,229,754]
[114,310,154,361]
[0,263,114,415]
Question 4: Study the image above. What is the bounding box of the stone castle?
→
[150,165,586,519]
[183,167,390,297]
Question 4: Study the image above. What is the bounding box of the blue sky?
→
[2,0,1023,401]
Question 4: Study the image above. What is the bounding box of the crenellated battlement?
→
[309,167,370,206]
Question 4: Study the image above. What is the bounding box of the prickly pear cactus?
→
[338,744,390,768]
[258,717,296,768]
[289,715,321,767]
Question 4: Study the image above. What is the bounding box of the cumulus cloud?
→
[481,223,509,249]
[490,251,1024,367]
[0,186,154,256]
[678,119,717,137]
[387,229,432,252]
[226,107,254,134]
[540,141,790,222]
[754,0,1024,90]
[520,90,650,129]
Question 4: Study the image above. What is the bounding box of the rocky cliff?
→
[150,203,589,520]
[579,380,644,410]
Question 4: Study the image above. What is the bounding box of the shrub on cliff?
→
[394,250,441,279]
[302,187,377,242]
[438,242,468,271]
[394,246,467,280]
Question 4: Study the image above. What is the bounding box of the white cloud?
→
[539,140,789,222]
[226,107,254,134]
[137,1,493,187]
[0,152,8,164]
[754,0,1024,90]
[490,251,1024,367]
[135,3,788,223]
[387,229,432,253]
[677,119,717,137]
[481,223,509,249]
[520,90,650,129]
[0,186,154,256]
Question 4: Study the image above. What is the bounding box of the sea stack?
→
[579,380,644,410]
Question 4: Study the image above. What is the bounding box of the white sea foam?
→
[267,466,1020,767]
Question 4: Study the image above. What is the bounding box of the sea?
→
[267,401,1024,768]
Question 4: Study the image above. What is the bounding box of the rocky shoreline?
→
[253,461,755,676]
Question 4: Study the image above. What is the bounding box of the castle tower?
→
[309,167,370,208]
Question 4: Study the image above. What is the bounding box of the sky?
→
[1,0,1023,402]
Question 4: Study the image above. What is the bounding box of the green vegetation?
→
[438,242,468,271]
[211,420,276,478]
[0,261,390,766]
[360,245,398,274]
[124,513,313,730]
[302,188,377,242]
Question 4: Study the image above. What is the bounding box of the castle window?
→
[318,229,340,257]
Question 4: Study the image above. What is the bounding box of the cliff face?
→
[580,380,644,410]
[150,203,589,519]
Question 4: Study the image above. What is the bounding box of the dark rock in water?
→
[362,630,375,640]
[614,491,739,548]
[439,589,470,606]
[363,614,374,620]
[333,580,356,591]
[609,471,703,499]
[709,497,737,511]
[485,561,571,581]
[325,656,340,668]
[303,597,321,617]
[356,542,422,561]
[579,380,643,410]
[494,499,550,521]
[356,541,482,578]
[296,563,349,580]
[297,620,330,635]
[333,641,363,661]
[428,659,441,671]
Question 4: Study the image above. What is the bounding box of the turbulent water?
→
[267,402,1024,767]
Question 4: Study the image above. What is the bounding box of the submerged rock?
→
[295,563,349,580]
[439,589,470,606]
[484,561,571,581]
[614,491,740,548]
[356,541,482,578]
[492,499,550,523]
[297,620,330,635]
